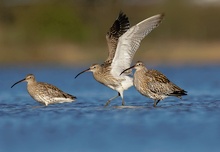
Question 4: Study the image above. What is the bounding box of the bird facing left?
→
[11,74,77,106]
[75,12,164,107]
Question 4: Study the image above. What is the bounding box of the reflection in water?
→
[0,65,220,152]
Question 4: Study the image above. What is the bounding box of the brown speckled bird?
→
[11,74,76,106]
[120,61,187,107]
[75,12,164,107]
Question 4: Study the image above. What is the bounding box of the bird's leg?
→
[122,99,125,106]
[153,100,160,107]
[121,95,125,106]
[104,93,120,107]
[118,92,125,106]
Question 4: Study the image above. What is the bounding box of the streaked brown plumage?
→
[105,11,130,64]
[11,74,76,106]
[120,61,187,107]
[75,63,130,106]
[75,12,131,106]
[75,12,164,106]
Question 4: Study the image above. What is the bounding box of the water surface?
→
[0,65,220,152]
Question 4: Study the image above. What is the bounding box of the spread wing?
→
[105,11,130,64]
[110,13,164,77]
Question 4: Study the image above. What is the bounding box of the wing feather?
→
[111,13,164,76]
[105,11,130,64]
[38,82,76,100]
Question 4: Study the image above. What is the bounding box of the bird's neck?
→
[27,80,37,86]
[136,67,148,73]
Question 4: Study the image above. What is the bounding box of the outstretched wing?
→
[105,11,130,64]
[110,13,164,76]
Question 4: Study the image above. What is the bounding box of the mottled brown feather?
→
[37,82,76,99]
[12,74,76,106]
[105,11,130,64]
[122,61,187,106]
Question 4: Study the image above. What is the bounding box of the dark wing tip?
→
[159,13,165,22]
[118,11,124,18]
[170,89,187,97]
[182,90,187,95]
[64,93,77,100]
[117,11,130,34]
[70,94,77,100]
[107,11,130,38]
[69,93,77,100]
[71,95,77,100]
[160,13,165,18]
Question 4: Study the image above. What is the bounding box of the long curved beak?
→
[11,78,26,88]
[75,68,90,79]
[120,65,135,76]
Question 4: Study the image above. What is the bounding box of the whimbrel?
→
[11,74,76,106]
[120,61,187,107]
[75,12,164,106]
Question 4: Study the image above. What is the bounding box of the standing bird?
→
[11,74,76,106]
[75,12,164,106]
[120,61,187,107]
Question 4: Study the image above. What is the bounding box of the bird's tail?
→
[169,89,187,98]
[63,93,77,100]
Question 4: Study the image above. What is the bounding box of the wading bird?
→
[75,12,164,106]
[120,61,187,107]
[11,74,76,106]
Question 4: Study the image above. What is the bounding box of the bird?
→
[75,12,164,107]
[11,74,77,106]
[120,61,187,107]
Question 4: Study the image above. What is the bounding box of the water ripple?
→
[1,66,220,152]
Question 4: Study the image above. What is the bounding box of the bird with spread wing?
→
[75,12,164,106]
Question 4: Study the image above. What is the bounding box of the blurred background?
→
[1,1,220,152]
[0,0,220,66]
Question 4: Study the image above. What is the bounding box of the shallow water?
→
[0,65,220,152]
